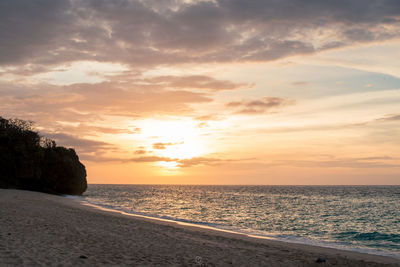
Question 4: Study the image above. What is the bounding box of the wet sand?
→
[1,189,399,266]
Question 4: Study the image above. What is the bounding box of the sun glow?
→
[139,119,206,167]
[157,161,179,169]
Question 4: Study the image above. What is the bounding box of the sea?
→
[80,185,400,258]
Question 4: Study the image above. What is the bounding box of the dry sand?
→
[0,189,399,266]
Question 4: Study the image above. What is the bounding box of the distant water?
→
[82,185,400,258]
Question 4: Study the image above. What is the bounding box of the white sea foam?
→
[81,184,400,258]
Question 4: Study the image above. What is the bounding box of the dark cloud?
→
[43,132,115,151]
[41,132,118,162]
[69,125,141,136]
[1,0,400,68]
[0,0,73,65]
[226,97,292,114]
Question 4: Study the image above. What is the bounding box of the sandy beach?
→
[0,189,399,266]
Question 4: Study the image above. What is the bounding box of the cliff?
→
[0,116,87,195]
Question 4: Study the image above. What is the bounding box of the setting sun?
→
[138,119,207,167]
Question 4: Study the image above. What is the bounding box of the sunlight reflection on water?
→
[83,185,400,257]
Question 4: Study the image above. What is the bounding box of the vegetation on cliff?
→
[0,116,87,195]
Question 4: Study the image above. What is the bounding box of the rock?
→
[0,116,87,195]
[41,147,87,195]
[316,257,326,263]
[79,255,88,259]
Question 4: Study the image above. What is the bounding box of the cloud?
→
[82,152,400,169]
[40,132,119,162]
[71,143,253,167]
[0,0,73,65]
[116,155,230,168]
[225,101,242,108]
[123,156,177,163]
[1,0,400,68]
[152,142,172,150]
[292,81,308,86]
[83,155,177,163]
[152,142,183,149]
[66,82,213,116]
[356,156,395,161]
[177,156,255,167]
[61,124,141,136]
[144,75,250,91]
[235,155,400,170]
[283,157,400,169]
[43,132,115,152]
[376,114,400,122]
[134,149,147,155]
[0,81,213,125]
[177,157,223,167]
[84,153,237,167]
[194,114,223,121]
[196,122,209,128]
[226,97,292,114]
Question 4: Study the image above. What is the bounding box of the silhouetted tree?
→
[40,137,57,149]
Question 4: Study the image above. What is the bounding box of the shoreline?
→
[79,199,400,260]
[1,189,399,266]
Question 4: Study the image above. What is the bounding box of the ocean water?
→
[82,185,400,258]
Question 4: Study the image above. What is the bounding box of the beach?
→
[1,189,399,266]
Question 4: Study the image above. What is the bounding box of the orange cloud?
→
[152,142,184,150]
[226,97,292,114]
[134,149,147,155]
[144,75,250,91]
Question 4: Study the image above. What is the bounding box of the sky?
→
[1,0,400,185]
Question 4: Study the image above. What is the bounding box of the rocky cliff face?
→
[41,147,87,195]
[0,116,87,195]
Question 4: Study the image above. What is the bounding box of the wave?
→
[353,232,400,242]
[336,231,400,242]
[73,197,400,259]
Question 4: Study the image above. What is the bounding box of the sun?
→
[139,119,206,166]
